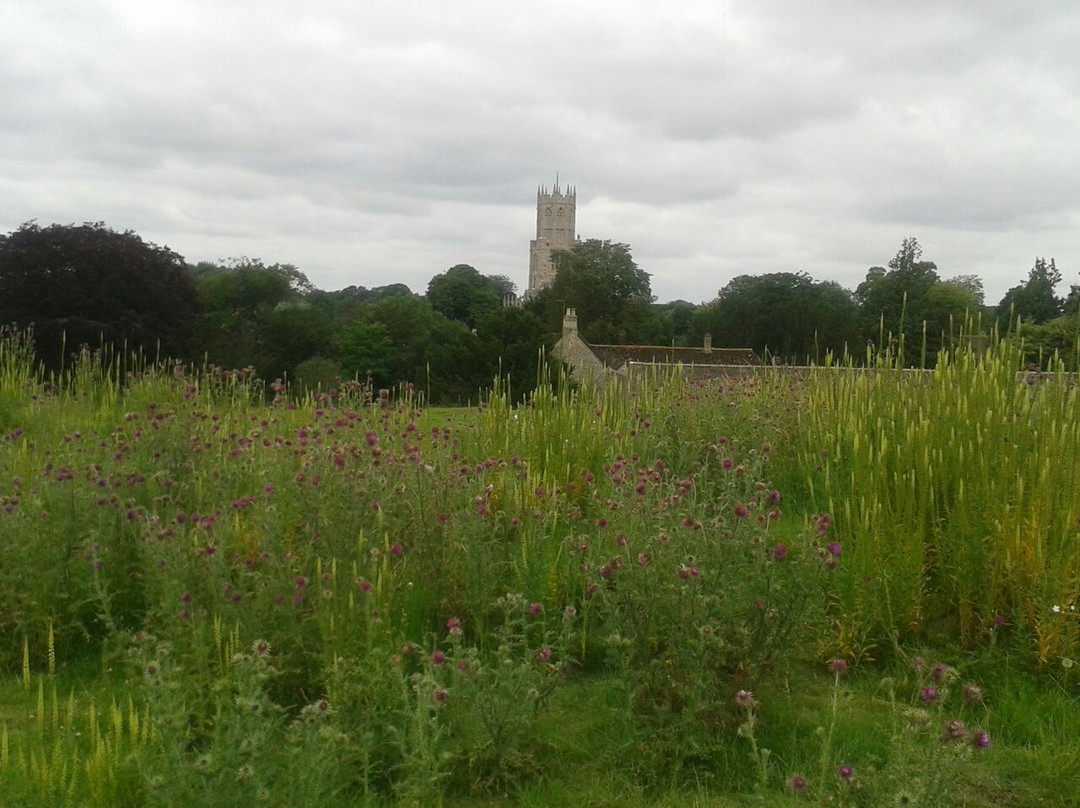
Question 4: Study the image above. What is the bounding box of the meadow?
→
[0,326,1078,807]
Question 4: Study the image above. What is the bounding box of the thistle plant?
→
[775,656,993,807]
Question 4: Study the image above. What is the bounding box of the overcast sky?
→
[4,0,1079,305]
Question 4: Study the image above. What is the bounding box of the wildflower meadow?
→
[0,325,1078,807]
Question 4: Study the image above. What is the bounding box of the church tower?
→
[527,177,577,297]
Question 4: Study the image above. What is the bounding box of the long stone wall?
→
[625,361,1077,385]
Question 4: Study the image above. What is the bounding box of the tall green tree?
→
[0,221,201,368]
[425,264,506,329]
[190,258,311,314]
[337,320,394,383]
[653,300,697,347]
[945,274,985,307]
[189,258,331,379]
[856,237,941,355]
[474,306,549,399]
[997,257,1063,328]
[921,280,984,357]
[528,239,655,344]
[692,272,859,362]
[355,294,490,403]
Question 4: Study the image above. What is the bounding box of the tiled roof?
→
[589,345,757,368]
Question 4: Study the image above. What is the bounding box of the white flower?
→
[1052,605,1062,614]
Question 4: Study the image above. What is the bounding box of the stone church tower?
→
[526,178,577,297]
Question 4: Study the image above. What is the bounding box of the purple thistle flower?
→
[734,503,750,519]
[529,602,543,615]
[921,685,939,704]
[789,774,807,792]
[391,542,404,556]
[431,650,447,665]
[972,730,991,750]
[735,690,758,708]
[838,764,854,781]
[771,543,788,561]
[826,541,842,557]
[829,659,848,673]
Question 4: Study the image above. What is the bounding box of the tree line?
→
[2,222,1077,404]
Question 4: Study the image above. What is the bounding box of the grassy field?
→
[1,327,1078,806]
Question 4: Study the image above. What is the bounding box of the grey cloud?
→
[2,0,1079,305]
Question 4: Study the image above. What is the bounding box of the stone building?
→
[552,308,757,385]
[526,179,577,297]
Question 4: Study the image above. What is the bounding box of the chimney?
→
[703,333,712,354]
[563,307,578,337]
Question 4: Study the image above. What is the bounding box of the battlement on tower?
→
[537,183,576,199]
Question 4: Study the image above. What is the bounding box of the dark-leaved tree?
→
[0,221,201,368]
